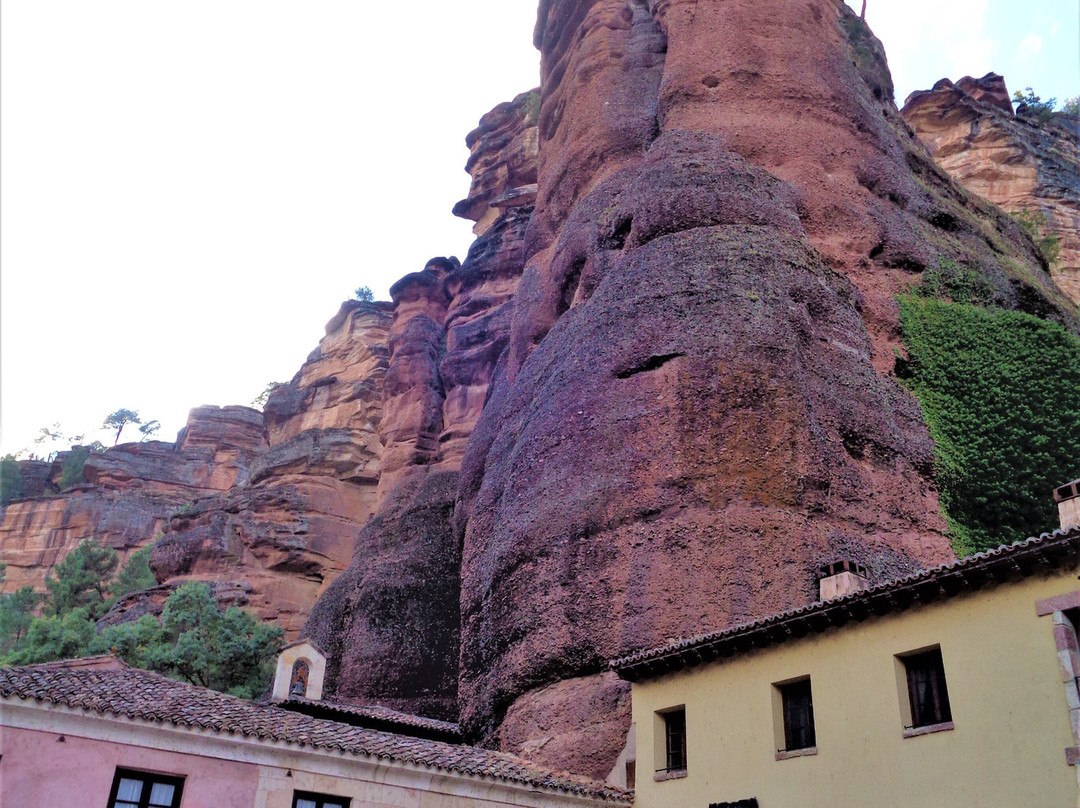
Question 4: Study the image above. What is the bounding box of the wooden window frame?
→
[292,790,352,808]
[107,768,185,808]
[778,678,816,752]
[898,647,953,734]
[654,706,687,775]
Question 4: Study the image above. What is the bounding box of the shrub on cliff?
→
[4,608,98,665]
[0,565,38,658]
[251,381,286,409]
[898,296,1080,554]
[0,456,23,506]
[58,443,107,490]
[96,583,283,699]
[109,543,157,600]
[0,587,39,658]
[1013,87,1057,125]
[45,538,118,619]
[2,580,282,699]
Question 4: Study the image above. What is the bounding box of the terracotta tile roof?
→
[613,526,1080,681]
[279,697,461,743]
[0,661,630,803]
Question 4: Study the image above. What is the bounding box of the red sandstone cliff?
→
[4,0,1078,786]
[902,73,1080,305]
[0,406,265,594]
[0,90,540,649]
[302,90,540,720]
[306,0,1077,780]
[143,303,394,638]
[439,0,1074,776]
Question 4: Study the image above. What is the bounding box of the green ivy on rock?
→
[898,295,1080,555]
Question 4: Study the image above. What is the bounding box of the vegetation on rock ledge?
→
[0,539,282,698]
[0,456,23,506]
[898,295,1080,555]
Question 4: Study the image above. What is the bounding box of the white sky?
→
[2,1,1077,456]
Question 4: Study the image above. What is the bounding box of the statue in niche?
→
[290,659,310,698]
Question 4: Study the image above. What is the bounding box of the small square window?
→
[778,678,816,751]
[901,648,952,729]
[658,707,687,773]
[107,769,184,808]
[292,791,351,808]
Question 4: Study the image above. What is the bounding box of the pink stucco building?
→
[0,656,630,808]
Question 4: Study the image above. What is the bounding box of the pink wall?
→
[0,726,259,808]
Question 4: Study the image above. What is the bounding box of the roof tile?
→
[0,662,630,803]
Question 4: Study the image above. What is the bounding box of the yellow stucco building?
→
[614,525,1080,808]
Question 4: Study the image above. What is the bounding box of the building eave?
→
[612,526,1080,682]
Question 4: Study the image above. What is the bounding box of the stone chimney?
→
[818,560,869,602]
[1055,480,1080,531]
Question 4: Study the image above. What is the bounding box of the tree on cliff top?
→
[138,420,161,441]
[1013,87,1057,124]
[103,408,142,445]
[354,285,374,303]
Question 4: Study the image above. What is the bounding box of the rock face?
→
[0,407,265,594]
[0,304,396,640]
[149,304,394,638]
[903,73,1080,305]
[302,0,1076,783]
[303,91,540,720]
[5,0,1078,786]
[448,0,1073,777]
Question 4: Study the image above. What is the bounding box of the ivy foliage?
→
[898,295,1080,554]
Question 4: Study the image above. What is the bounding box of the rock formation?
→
[0,406,265,594]
[302,90,540,720]
[4,0,1078,787]
[147,303,394,637]
[903,73,1080,305]
[307,0,1077,781]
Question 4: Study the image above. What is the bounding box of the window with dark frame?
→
[903,648,952,728]
[292,790,351,808]
[779,678,816,751]
[661,708,687,772]
[107,769,184,808]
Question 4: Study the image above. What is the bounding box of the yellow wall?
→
[631,570,1080,808]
